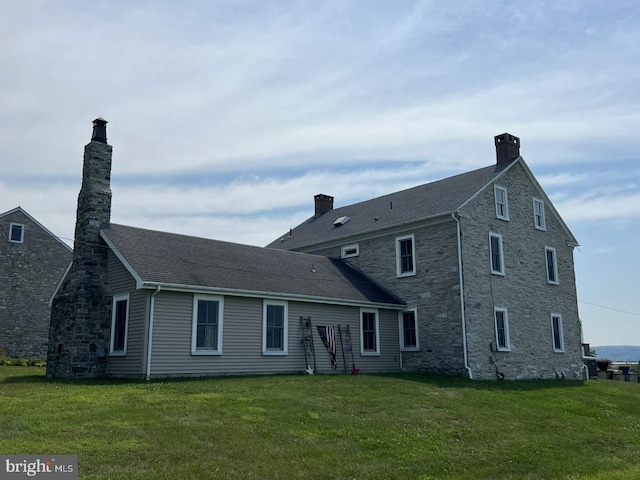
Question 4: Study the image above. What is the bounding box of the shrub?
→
[596,359,611,372]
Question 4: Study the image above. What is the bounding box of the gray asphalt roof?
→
[267,159,516,250]
[102,224,404,307]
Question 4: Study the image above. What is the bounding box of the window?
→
[489,233,505,275]
[395,234,416,277]
[545,247,559,284]
[191,294,224,355]
[399,309,419,351]
[360,308,380,355]
[551,314,564,352]
[494,308,510,352]
[494,186,509,221]
[110,294,130,355]
[9,223,24,243]
[533,198,546,230]
[262,300,288,355]
[341,244,359,258]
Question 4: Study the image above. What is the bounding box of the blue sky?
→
[1,1,639,347]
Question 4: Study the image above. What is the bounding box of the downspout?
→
[145,285,161,380]
[452,212,473,379]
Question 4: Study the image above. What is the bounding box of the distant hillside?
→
[592,345,640,361]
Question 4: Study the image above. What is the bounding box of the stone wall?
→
[306,221,466,375]
[0,209,71,358]
[459,161,583,380]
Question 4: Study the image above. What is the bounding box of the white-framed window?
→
[262,300,288,355]
[191,294,224,355]
[545,247,559,284]
[494,307,510,352]
[399,309,419,351]
[489,232,505,276]
[110,293,130,356]
[551,313,564,353]
[533,198,546,231]
[395,234,416,277]
[9,223,24,243]
[360,308,380,356]
[341,244,359,259]
[494,186,509,221]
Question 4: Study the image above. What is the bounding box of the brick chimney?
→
[494,133,520,164]
[47,118,113,379]
[314,194,334,215]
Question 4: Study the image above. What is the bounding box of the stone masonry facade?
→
[459,162,583,380]
[303,220,466,375]
[0,209,72,358]
[47,119,114,378]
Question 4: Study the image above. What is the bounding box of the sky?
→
[1,1,639,347]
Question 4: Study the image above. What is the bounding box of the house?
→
[47,119,405,379]
[0,206,72,358]
[267,133,584,380]
[47,119,583,380]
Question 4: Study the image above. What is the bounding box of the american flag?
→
[317,325,337,370]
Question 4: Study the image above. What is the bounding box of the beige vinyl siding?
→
[106,250,148,377]
[149,291,401,377]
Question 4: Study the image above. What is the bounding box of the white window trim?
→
[110,293,130,356]
[533,197,546,231]
[551,313,565,353]
[494,186,509,221]
[9,223,25,243]
[341,243,359,259]
[545,246,559,285]
[360,308,380,356]
[398,308,419,352]
[494,307,511,352]
[489,232,505,276]
[395,234,416,278]
[191,294,224,356]
[262,300,288,356]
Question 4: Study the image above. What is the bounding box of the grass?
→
[1,368,639,479]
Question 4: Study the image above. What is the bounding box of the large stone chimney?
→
[494,133,520,164]
[47,118,113,378]
[314,194,334,215]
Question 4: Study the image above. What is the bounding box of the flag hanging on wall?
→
[317,325,337,370]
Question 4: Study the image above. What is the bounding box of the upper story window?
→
[341,244,359,259]
[263,300,288,355]
[395,234,416,277]
[191,294,224,355]
[110,294,130,356]
[494,186,509,221]
[545,247,559,285]
[489,232,505,275]
[9,223,24,243]
[494,307,511,352]
[533,198,546,231]
[399,309,419,351]
[551,313,564,353]
[360,308,380,356]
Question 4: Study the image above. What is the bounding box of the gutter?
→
[145,285,161,380]
[452,212,473,379]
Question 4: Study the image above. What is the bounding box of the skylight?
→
[333,216,350,227]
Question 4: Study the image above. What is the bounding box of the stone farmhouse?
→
[0,207,72,358]
[47,119,583,380]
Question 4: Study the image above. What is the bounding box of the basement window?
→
[341,244,359,259]
[9,223,24,243]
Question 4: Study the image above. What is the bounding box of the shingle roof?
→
[267,160,516,250]
[101,224,404,307]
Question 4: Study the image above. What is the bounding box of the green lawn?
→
[1,367,639,479]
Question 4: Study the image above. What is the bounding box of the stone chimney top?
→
[314,194,334,215]
[91,117,108,144]
[494,133,520,164]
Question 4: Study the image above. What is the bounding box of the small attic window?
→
[9,223,24,243]
[333,216,350,227]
